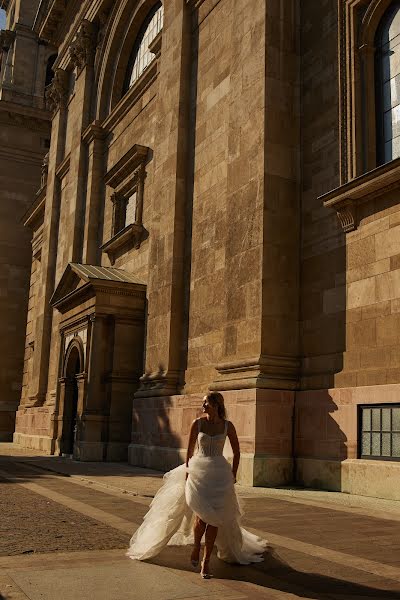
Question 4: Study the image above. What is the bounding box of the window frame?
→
[122,1,163,96]
[338,0,396,182]
[358,403,400,462]
[101,146,149,264]
[374,1,400,166]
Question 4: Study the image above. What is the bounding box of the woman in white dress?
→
[127,392,268,579]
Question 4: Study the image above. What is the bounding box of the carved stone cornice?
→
[104,145,149,190]
[82,120,106,145]
[0,30,16,51]
[0,105,51,132]
[69,20,97,75]
[211,355,300,391]
[135,369,182,398]
[45,68,69,114]
[321,156,400,232]
[100,223,147,264]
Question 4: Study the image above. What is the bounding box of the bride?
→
[127,392,268,578]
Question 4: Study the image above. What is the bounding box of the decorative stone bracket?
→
[321,157,400,233]
[45,68,69,114]
[69,20,97,75]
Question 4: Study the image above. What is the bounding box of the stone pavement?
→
[1,444,400,599]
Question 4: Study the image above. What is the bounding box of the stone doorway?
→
[60,342,83,457]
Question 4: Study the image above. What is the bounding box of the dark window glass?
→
[360,404,400,460]
[376,3,400,164]
[124,3,163,93]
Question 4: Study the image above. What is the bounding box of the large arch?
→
[95,0,162,121]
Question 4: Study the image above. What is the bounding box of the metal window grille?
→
[128,4,164,88]
[359,404,400,460]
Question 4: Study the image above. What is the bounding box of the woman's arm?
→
[227,421,240,483]
[185,419,198,479]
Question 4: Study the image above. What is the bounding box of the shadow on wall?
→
[131,381,203,472]
[294,391,348,491]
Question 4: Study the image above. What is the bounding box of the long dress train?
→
[127,419,268,564]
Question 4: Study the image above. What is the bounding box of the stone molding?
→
[82,120,106,144]
[135,368,182,398]
[24,189,46,229]
[45,68,69,114]
[104,146,148,189]
[102,59,158,132]
[0,105,51,133]
[55,153,71,179]
[69,20,97,75]
[148,30,162,58]
[321,156,400,232]
[211,355,300,391]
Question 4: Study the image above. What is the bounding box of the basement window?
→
[359,404,400,461]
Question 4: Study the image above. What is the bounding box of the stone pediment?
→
[50,263,146,312]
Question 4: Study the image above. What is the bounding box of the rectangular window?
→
[125,191,137,227]
[359,404,400,461]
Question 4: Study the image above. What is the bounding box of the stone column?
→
[136,0,192,398]
[209,0,300,487]
[28,68,69,407]
[81,121,106,264]
[67,20,98,264]
[77,314,108,461]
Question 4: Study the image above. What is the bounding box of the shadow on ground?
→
[149,547,400,599]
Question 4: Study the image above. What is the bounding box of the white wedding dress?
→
[127,419,268,564]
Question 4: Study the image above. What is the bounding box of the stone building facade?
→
[7,0,400,500]
[0,0,51,440]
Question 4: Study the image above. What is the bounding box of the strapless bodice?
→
[196,423,227,458]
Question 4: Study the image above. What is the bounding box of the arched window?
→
[376,3,400,165]
[124,2,163,92]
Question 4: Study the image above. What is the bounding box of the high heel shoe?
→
[190,545,200,567]
[200,559,212,579]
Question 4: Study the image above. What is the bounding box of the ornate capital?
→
[0,30,16,51]
[69,20,97,74]
[45,68,69,114]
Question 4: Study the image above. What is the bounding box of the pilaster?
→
[29,68,69,406]
[81,121,106,264]
[136,0,192,397]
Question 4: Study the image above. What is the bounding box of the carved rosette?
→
[45,68,69,114]
[69,20,97,75]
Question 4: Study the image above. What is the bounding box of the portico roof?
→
[67,263,145,285]
[50,263,146,312]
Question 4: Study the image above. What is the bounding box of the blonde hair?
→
[206,392,226,420]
